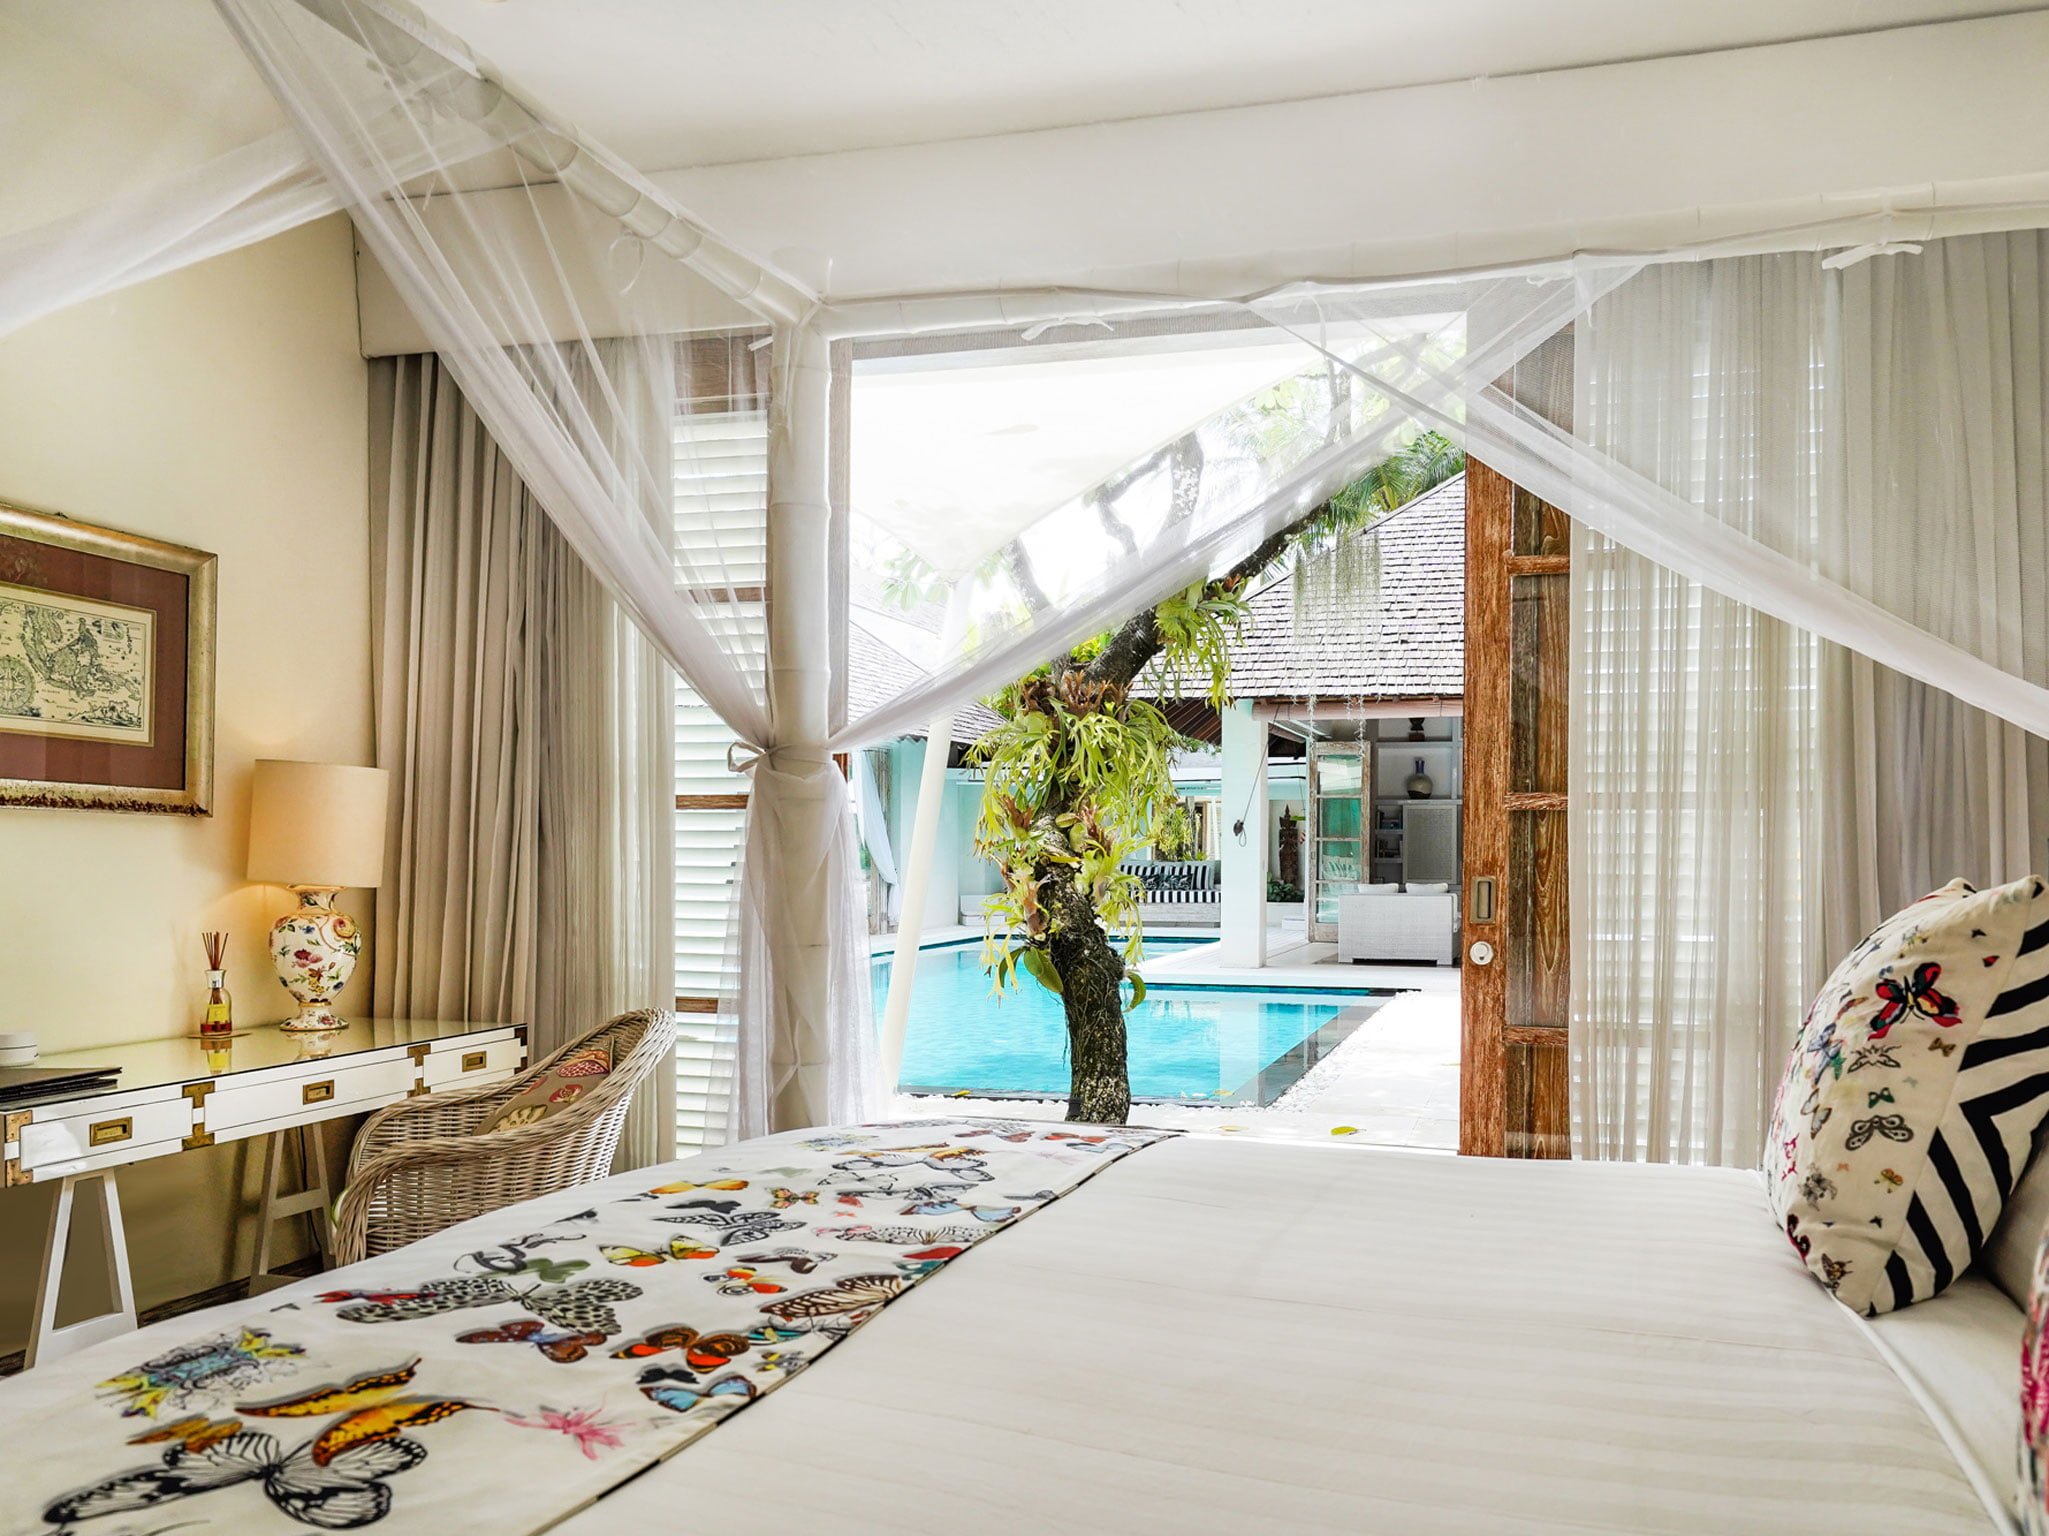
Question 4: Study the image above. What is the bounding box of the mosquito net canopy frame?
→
[9,0,2049,1145]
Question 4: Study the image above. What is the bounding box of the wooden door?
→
[1460,459,1571,1157]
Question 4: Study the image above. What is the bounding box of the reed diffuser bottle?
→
[200,930,233,1038]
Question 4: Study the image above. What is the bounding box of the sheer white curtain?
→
[216,0,1523,1138]
[1567,235,2049,1163]
[835,312,1464,748]
[1569,258,1823,1164]
[854,748,901,921]
[1820,232,2049,958]
[0,3,337,342]
[1255,266,2049,743]
[0,130,339,343]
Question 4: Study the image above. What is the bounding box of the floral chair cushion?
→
[1766,876,2049,1315]
[478,1043,613,1133]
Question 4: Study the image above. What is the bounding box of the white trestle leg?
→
[251,1123,332,1291]
[27,1169,138,1369]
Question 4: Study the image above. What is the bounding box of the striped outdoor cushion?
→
[1766,875,2049,1315]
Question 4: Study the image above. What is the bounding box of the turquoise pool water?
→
[874,941,1378,1102]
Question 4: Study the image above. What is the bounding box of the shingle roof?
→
[1222,471,1464,701]
[846,618,1005,745]
[846,472,1464,743]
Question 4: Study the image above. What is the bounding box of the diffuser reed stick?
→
[200,931,233,1037]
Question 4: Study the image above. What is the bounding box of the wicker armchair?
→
[333,1010,675,1265]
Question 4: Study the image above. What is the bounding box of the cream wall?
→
[0,215,371,1351]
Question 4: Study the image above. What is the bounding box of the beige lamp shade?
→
[247,760,390,889]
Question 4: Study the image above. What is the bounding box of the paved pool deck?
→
[880,920,1462,1151]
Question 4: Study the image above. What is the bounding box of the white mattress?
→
[1864,1275,2025,1530]
[557,1136,2005,1536]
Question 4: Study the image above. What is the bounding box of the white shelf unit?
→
[1366,725,1462,887]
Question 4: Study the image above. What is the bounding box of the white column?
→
[764,321,835,1129]
[877,591,968,1095]
[878,729,955,1091]
[1217,701,1269,968]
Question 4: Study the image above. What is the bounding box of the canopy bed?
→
[11,7,2049,1534]
[0,1114,2030,1536]
[27,871,2049,1533]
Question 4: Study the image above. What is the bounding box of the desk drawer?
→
[205,1056,416,1136]
[420,1036,524,1090]
[17,1095,193,1175]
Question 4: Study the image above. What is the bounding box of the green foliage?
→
[1153,797,1198,861]
[971,590,1242,1000]
[972,663,1199,994]
[877,543,947,611]
[1142,581,1251,709]
[1020,946,1064,995]
[1278,430,1464,573]
[1266,876,1304,904]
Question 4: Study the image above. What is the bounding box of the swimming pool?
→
[874,941,1393,1104]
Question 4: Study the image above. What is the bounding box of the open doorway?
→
[848,321,1471,1147]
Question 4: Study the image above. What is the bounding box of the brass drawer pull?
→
[88,1117,132,1148]
[461,1051,487,1073]
[302,1080,335,1105]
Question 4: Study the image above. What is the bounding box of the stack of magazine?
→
[0,1065,120,1105]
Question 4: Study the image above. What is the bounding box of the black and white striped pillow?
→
[1767,876,2049,1315]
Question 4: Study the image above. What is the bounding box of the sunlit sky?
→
[848,316,1454,592]
[851,328,1331,576]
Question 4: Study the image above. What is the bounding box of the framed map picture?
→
[0,502,215,814]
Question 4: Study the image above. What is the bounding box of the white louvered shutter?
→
[673,403,768,1150]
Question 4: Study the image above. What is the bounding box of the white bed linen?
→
[558,1136,2002,1536]
[1864,1277,2025,1532]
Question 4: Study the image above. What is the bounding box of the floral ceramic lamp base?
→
[270,886,363,1032]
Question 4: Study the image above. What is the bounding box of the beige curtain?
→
[370,353,676,1167]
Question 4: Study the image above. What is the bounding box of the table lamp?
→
[247,760,389,1032]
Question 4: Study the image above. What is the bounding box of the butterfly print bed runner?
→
[0,1119,1172,1534]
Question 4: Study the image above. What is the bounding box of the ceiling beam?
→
[650,11,2049,306]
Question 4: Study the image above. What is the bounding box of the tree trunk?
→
[1038,855,1131,1123]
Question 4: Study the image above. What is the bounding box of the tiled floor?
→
[1144,929,1461,998]
[1267,989,1460,1148]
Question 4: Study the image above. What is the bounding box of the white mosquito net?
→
[10,0,2049,1150]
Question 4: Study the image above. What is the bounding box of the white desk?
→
[2,1017,525,1367]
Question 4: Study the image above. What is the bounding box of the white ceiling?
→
[10,0,2039,170]
[380,0,2049,166]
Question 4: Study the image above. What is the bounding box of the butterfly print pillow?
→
[1766,876,2049,1314]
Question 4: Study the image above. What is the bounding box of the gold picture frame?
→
[0,501,216,815]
